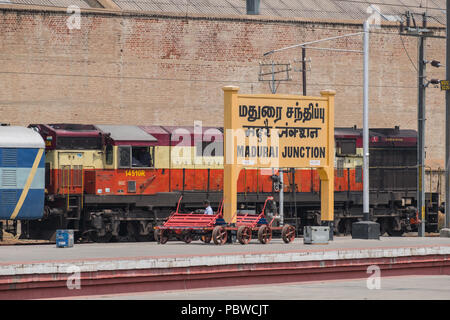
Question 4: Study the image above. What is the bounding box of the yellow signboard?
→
[223,86,336,224]
[226,92,334,168]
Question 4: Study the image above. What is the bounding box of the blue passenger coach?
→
[0,126,45,220]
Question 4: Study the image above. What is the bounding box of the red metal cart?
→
[154,197,224,244]
[211,196,296,245]
[155,196,295,245]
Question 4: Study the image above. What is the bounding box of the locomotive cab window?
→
[119,146,131,168]
[105,144,113,165]
[132,147,153,167]
[118,146,154,168]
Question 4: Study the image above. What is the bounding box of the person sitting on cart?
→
[204,200,214,215]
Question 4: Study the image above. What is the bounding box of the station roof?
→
[0,0,95,9]
[1,0,446,25]
[0,126,45,148]
[113,0,445,25]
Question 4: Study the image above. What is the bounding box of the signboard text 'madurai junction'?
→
[229,94,332,169]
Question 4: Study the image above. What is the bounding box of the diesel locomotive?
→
[0,123,440,242]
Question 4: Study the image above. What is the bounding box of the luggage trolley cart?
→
[154,197,224,244]
[211,196,296,245]
[155,196,295,245]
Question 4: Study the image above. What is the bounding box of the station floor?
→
[68,275,450,300]
[1,236,449,264]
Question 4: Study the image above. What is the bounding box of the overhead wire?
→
[399,34,418,72]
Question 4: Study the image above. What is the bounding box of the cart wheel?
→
[237,226,252,245]
[183,231,193,244]
[212,226,227,245]
[154,229,160,243]
[201,233,212,243]
[281,224,296,243]
[257,225,272,244]
[159,229,169,244]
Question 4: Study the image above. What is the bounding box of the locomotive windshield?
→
[56,136,102,150]
[336,139,356,155]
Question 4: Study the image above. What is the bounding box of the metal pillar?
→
[363,20,370,221]
[418,29,426,237]
[279,169,284,226]
[351,20,380,240]
[302,47,307,96]
[445,0,450,230]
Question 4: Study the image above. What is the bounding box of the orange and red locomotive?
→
[20,123,439,242]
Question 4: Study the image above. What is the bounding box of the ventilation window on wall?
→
[2,169,16,187]
[2,148,17,167]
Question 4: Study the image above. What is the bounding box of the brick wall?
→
[0,7,446,168]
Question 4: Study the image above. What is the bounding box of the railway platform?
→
[0,236,449,299]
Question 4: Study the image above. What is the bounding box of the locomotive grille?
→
[59,165,83,188]
[337,159,344,177]
[72,165,82,187]
[60,165,70,188]
[355,166,362,183]
[127,181,136,193]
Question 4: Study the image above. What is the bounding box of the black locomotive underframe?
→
[20,189,439,241]
[82,189,438,235]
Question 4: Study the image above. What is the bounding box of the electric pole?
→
[263,30,367,240]
[446,0,450,231]
[418,14,427,237]
[399,12,443,236]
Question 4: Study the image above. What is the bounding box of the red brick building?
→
[0,0,446,175]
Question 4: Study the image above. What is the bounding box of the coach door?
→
[58,152,84,195]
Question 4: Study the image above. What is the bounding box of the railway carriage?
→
[0,126,45,239]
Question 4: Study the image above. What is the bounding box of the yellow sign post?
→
[223,86,335,224]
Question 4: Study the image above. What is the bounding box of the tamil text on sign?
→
[225,92,334,169]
